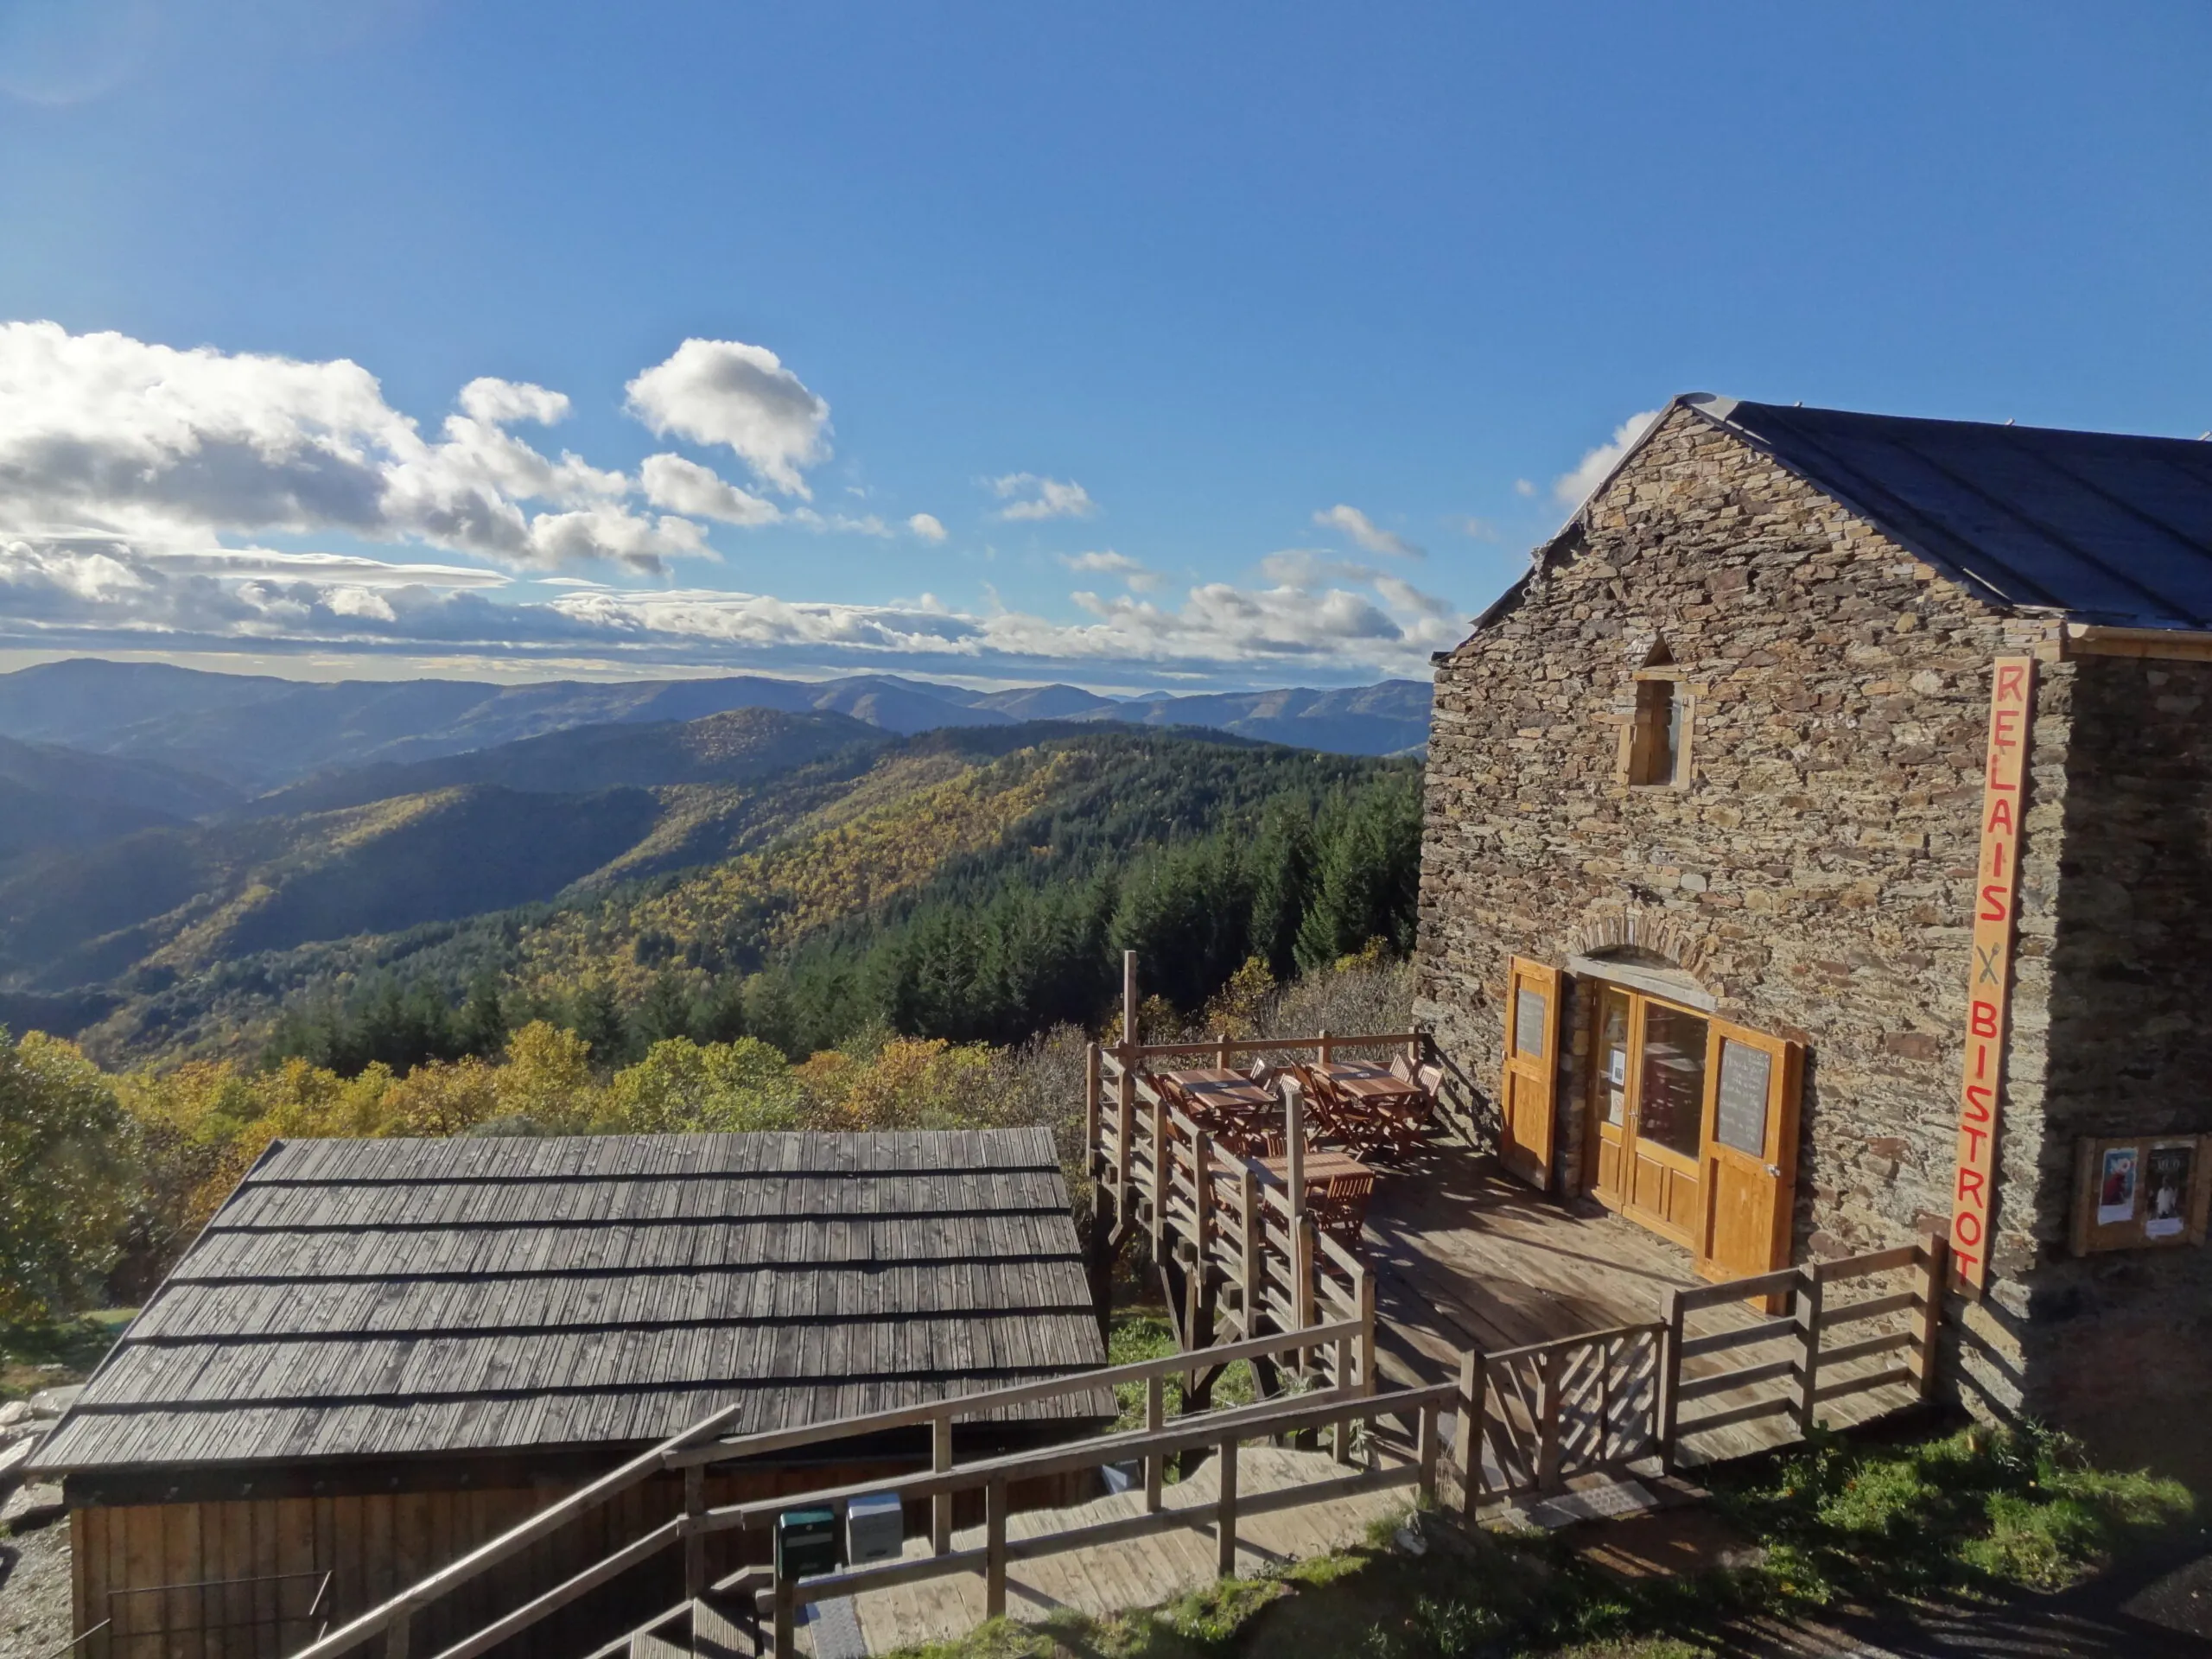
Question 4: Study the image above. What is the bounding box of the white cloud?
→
[1457,516,1497,541]
[639,453,781,526]
[623,338,830,499]
[1514,479,1536,498]
[1313,504,1421,559]
[1553,410,1663,507]
[457,378,569,427]
[906,512,948,543]
[989,474,1096,522]
[1058,550,1161,591]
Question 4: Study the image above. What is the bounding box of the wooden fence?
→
[1660,1237,1948,1467]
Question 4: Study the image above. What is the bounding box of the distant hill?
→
[0,659,1432,789]
[0,734,242,871]
[252,705,886,817]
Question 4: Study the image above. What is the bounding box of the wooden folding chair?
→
[1313,1173,1376,1246]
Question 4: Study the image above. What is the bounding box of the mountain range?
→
[0,659,1431,791]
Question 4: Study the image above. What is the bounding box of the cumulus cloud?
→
[623,338,831,498]
[1554,410,1662,507]
[639,453,781,527]
[1058,550,1161,591]
[990,474,1096,521]
[1313,503,1421,559]
[906,512,948,543]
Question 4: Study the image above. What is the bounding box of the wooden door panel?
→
[1498,957,1561,1191]
[1695,1020,1802,1284]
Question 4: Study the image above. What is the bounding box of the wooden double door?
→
[1499,958,1802,1283]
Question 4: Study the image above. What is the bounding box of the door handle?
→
[1764,1164,1780,1178]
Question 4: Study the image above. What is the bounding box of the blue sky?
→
[2,1,2209,690]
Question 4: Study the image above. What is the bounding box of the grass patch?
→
[1108,1315,1257,1440]
[1711,1420,2196,1603]
[0,1309,133,1400]
[877,1420,2197,1659]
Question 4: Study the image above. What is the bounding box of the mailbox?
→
[846,1491,905,1564]
[774,1507,841,1579]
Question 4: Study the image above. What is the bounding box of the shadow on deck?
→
[1359,1135,1697,1389]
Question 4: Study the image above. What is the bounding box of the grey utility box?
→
[846,1491,906,1564]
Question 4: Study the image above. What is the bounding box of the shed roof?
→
[35,1128,1110,1475]
[1684,396,2212,629]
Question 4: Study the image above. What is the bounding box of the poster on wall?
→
[2096,1146,2139,1226]
[2146,1142,2196,1240]
[2072,1133,2211,1253]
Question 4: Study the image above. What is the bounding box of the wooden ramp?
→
[815,1446,1409,1656]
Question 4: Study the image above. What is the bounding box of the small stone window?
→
[1623,664,1692,789]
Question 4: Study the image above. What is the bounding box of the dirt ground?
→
[0,1518,72,1659]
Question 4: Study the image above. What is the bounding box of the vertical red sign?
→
[1951,655,2034,1294]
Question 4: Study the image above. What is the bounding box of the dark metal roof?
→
[35,1129,1109,1474]
[1685,396,2212,629]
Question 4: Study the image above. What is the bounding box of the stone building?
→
[1414,394,2212,1466]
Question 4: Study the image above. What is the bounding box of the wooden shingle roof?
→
[35,1128,1109,1474]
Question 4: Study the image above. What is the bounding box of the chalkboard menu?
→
[1714,1039,1771,1155]
[1515,988,1547,1056]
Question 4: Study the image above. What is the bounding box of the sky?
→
[2,2,2209,693]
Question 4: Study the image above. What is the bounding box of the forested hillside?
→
[8,716,1420,1073]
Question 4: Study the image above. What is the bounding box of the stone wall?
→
[2016,652,2212,1461]
[1412,404,2068,1420]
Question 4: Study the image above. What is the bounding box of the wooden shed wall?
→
[72,1462,1091,1659]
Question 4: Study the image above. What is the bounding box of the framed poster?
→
[2071,1134,2211,1254]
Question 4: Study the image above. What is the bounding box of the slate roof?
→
[35,1128,1110,1474]
[1684,396,2212,629]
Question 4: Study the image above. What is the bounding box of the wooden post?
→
[1238,1165,1262,1331]
[1318,1027,1333,1065]
[1149,1091,1169,1256]
[1084,1042,1102,1173]
[1458,1350,1487,1520]
[1912,1234,1948,1401]
[1658,1287,1685,1472]
[1144,1375,1166,1512]
[1796,1268,1824,1439]
[1294,1216,1317,1370]
[1217,1030,1231,1069]
[1535,1347,1565,1492]
[1284,1080,1307,1274]
[1357,1266,1376,1398]
[772,1577,795,1659]
[1115,1053,1135,1192]
[1123,950,1138,1046]
[1417,1400,1440,1503]
[1216,1436,1239,1580]
[683,1464,707,1601]
[1333,1331,1355,1464]
[931,1414,954,1554]
[985,1477,1008,1618]
[1193,1130,1215,1254]
[385,1611,410,1659]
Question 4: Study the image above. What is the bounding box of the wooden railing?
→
[288,1309,1378,1659]
[1458,1322,1663,1506]
[1091,1035,1397,1381]
[1660,1236,1947,1467]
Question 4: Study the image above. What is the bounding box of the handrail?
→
[1100,1030,1427,1062]
[663,1314,1366,1469]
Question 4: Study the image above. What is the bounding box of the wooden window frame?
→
[1618,666,1694,791]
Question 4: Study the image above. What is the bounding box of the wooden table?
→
[1260,1151,1373,1191]
[1299,1060,1433,1154]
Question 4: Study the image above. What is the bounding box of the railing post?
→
[985,1476,1008,1619]
[1294,1216,1317,1372]
[1216,1436,1239,1580]
[1333,1331,1355,1464]
[931,1414,953,1555]
[1149,1091,1169,1257]
[1115,1050,1135,1192]
[1217,1029,1231,1069]
[1912,1234,1948,1401]
[1658,1287,1684,1473]
[1357,1265,1376,1399]
[1535,1347,1565,1492]
[1084,1042,1102,1176]
[1144,1374,1166,1513]
[384,1609,410,1659]
[1417,1399,1440,1504]
[1457,1350,1486,1520]
[1318,1027,1333,1065]
[683,1464,706,1602]
[772,1573,795,1657]
[1238,1165,1262,1332]
[1193,1130,1215,1254]
[1796,1266,1825,1438]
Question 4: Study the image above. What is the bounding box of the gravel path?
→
[0,1518,71,1659]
